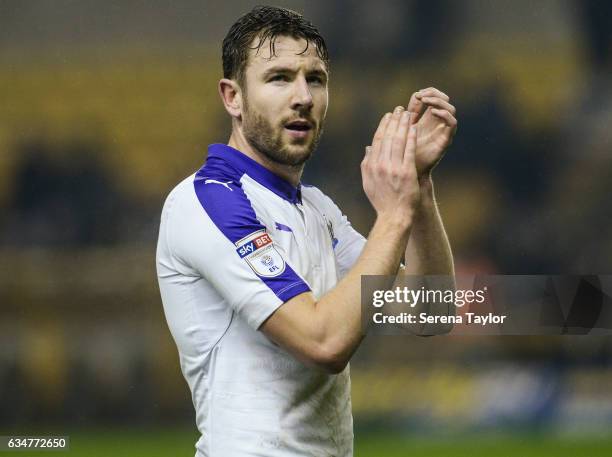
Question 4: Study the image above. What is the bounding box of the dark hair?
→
[222,5,329,85]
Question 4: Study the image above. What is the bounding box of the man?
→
[157,5,456,456]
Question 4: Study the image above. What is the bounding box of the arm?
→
[261,217,410,373]
[399,87,458,333]
[399,176,455,335]
[261,107,420,373]
[403,176,454,276]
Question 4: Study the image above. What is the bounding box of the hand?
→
[361,106,421,225]
[406,87,457,178]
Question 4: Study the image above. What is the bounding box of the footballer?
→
[157,5,456,456]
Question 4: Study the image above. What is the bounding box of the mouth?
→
[284,119,313,138]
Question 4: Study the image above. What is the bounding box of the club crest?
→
[324,215,339,249]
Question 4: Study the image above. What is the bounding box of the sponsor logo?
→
[204,179,233,191]
[235,230,286,277]
[236,232,273,258]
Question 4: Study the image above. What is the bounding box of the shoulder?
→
[301,183,343,219]
[301,183,335,207]
[160,171,264,264]
[161,173,198,221]
[160,166,259,239]
[161,160,257,226]
[193,168,264,243]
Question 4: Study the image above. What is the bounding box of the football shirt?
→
[157,143,366,456]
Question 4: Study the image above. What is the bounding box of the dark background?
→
[1,0,611,454]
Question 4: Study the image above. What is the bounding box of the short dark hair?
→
[222,5,329,85]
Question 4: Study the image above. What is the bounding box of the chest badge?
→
[324,215,339,249]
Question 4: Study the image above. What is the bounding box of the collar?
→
[206,143,302,204]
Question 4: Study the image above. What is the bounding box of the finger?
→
[416,87,450,101]
[390,110,411,166]
[430,108,458,130]
[371,112,391,161]
[419,97,456,115]
[380,106,404,162]
[406,92,426,124]
[402,125,417,168]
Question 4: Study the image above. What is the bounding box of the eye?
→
[269,74,289,83]
[307,76,323,85]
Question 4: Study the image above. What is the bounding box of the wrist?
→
[418,173,433,189]
[374,211,414,234]
[416,175,435,209]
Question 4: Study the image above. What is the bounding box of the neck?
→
[227,128,303,187]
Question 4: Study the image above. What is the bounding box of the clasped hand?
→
[362,88,457,223]
[361,106,420,224]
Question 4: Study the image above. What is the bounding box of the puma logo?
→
[204,179,233,191]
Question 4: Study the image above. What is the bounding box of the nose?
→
[290,75,313,111]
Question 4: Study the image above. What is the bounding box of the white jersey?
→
[156,143,366,457]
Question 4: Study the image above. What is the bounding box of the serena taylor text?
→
[373,312,507,325]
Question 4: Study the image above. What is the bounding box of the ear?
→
[218,78,242,119]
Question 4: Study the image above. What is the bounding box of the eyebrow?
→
[261,66,328,80]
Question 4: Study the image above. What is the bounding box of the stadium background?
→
[1,0,612,455]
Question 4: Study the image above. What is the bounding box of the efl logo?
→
[236,233,272,258]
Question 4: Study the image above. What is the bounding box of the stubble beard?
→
[242,99,323,168]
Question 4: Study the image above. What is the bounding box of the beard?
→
[242,99,323,168]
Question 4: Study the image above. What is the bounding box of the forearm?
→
[319,178,455,348]
[313,216,411,366]
[262,108,422,371]
[400,176,455,333]
[261,215,413,373]
[404,176,454,276]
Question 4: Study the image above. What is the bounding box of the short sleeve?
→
[166,176,311,330]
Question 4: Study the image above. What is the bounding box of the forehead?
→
[246,35,326,73]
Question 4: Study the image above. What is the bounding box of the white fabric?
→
[157,169,366,457]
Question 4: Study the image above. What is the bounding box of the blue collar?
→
[206,143,302,204]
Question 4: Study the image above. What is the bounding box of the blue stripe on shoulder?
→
[193,169,310,303]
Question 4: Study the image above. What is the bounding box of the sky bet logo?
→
[236,233,273,258]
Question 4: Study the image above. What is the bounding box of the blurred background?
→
[1,0,612,455]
